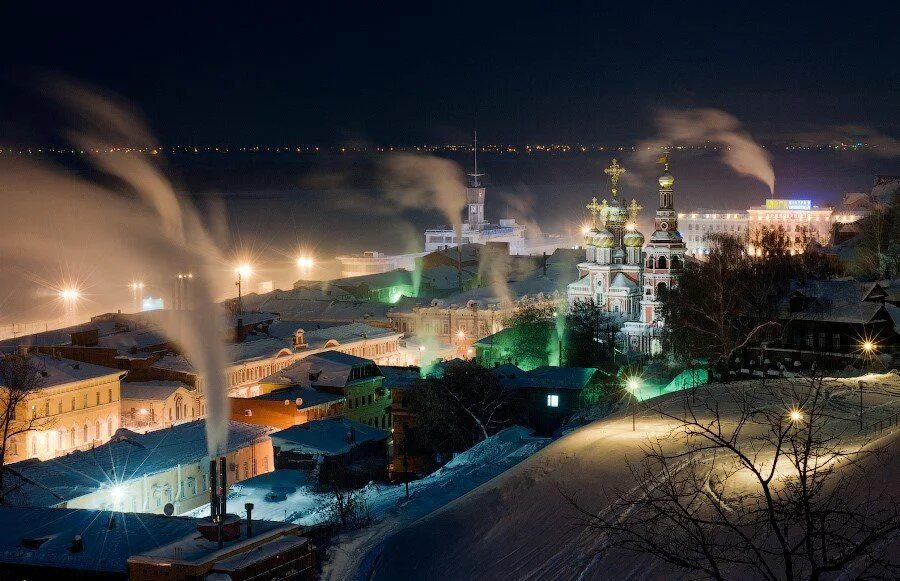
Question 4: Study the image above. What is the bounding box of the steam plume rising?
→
[379,154,467,241]
[0,80,232,457]
[637,108,775,193]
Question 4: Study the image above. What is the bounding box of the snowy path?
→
[322,426,549,580]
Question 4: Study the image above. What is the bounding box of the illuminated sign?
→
[765,199,811,210]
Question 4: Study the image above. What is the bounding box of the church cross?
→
[627,199,643,222]
[604,159,626,197]
[586,197,602,227]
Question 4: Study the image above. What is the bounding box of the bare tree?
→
[570,371,899,579]
[0,353,54,504]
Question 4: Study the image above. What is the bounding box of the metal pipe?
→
[209,459,218,520]
[219,456,227,517]
[245,502,254,538]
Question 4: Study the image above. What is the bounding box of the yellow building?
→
[120,380,202,431]
[3,353,124,463]
[747,199,833,255]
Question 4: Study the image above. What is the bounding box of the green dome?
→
[659,173,675,188]
[623,230,645,247]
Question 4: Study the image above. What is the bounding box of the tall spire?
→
[604,159,626,199]
[468,131,484,187]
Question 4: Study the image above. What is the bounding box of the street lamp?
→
[788,408,804,424]
[235,264,252,315]
[625,376,641,431]
[296,256,315,269]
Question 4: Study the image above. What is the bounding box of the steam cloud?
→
[0,79,233,457]
[637,108,776,193]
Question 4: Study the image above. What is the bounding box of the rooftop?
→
[260,350,381,390]
[0,353,123,390]
[121,380,193,401]
[271,416,389,456]
[0,507,199,574]
[2,420,271,508]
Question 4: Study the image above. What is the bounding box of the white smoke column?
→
[379,154,467,244]
[5,80,232,457]
[637,108,776,193]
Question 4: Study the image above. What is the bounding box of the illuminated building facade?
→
[747,199,833,255]
[2,353,123,464]
[336,250,426,278]
[679,210,750,257]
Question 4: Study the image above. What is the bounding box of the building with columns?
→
[568,156,685,354]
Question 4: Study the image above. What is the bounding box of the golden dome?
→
[659,173,675,189]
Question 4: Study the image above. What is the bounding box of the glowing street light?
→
[788,408,804,424]
[59,288,80,301]
[625,376,641,431]
[296,256,315,269]
[109,483,126,503]
[235,264,253,279]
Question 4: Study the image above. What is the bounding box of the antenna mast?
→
[468,130,484,187]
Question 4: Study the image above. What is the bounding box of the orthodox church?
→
[567,155,686,354]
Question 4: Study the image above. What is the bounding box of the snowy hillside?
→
[367,373,900,580]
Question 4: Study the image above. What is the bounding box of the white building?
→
[335,250,427,278]
[679,210,749,257]
[423,136,526,254]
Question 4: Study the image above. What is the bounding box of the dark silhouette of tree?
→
[564,299,619,369]
[403,360,523,460]
[569,371,899,579]
[0,353,54,504]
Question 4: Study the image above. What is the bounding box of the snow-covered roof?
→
[2,420,270,508]
[492,364,596,391]
[260,350,380,389]
[265,319,340,340]
[0,353,123,390]
[121,380,193,401]
[211,535,311,572]
[0,507,200,574]
[379,366,422,390]
[303,322,399,350]
[228,335,293,363]
[271,416,388,456]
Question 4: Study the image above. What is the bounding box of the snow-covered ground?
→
[185,425,550,578]
[364,373,900,580]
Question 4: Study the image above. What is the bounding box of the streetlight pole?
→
[859,381,864,431]
[235,271,243,315]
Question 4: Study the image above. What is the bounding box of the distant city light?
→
[129,281,144,290]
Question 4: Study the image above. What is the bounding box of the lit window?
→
[547,394,559,408]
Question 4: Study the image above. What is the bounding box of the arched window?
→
[657,256,668,269]
[657,282,668,296]
[95,420,101,440]
[83,423,90,443]
[671,256,682,270]
[70,427,76,447]
[108,417,114,437]
[8,438,18,456]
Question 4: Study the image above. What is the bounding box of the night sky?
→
[2,2,897,146]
